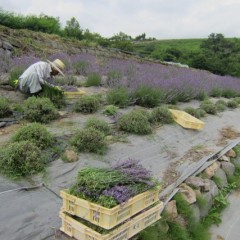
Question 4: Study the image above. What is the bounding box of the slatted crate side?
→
[60,187,161,230]
[59,202,163,240]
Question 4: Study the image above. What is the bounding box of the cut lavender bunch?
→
[103,185,133,204]
[112,158,152,181]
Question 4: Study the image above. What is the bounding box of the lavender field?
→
[2,51,240,102]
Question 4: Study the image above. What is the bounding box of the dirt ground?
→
[1,87,240,240]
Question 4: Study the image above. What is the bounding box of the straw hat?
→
[47,59,65,76]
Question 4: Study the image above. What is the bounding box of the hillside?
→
[1,25,240,240]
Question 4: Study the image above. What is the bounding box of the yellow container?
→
[64,90,86,99]
[169,109,205,130]
[60,187,161,230]
[60,202,163,240]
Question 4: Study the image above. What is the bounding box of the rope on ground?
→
[0,183,61,199]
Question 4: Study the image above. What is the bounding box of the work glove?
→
[13,79,19,86]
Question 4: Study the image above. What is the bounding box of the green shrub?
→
[184,107,201,118]
[222,89,238,98]
[195,91,209,101]
[11,123,54,149]
[174,192,193,220]
[73,61,89,75]
[215,100,227,112]
[106,87,130,108]
[227,99,239,108]
[210,88,223,97]
[85,117,111,136]
[234,97,240,104]
[86,72,101,87]
[39,85,66,108]
[106,70,122,87]
[74,95,100,113]
[200,101,217,115]
[9,67,24,87]
[0,141,46,178]
[133,85,163,107]
[54,75,78,86]
[149,106,174,124]
[118,110,152,135]
[196,108,207,118]
[103,105,118,116]
[0,97,12,117]
[22,96,59,123]
[70,128,107,154]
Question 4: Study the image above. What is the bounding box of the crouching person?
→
[17,59,65,95]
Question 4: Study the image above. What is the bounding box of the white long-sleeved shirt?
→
[19,61,51,84]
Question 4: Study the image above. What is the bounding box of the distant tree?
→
[135,33,146,41]
[64,17,83,40]
[110,32,132,41]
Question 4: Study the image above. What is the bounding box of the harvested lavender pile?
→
[69,159,159,208]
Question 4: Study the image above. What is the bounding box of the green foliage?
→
[196,194,207,209]
[227,99,239,108]
[70,128,107,154]
[234,97,240,104]
[222,89,239,98]
[118,109,152,135]
[72,61,89,75]
[133,85,163,108]
[215,99,227,112]
[106,70,122,87]
[54,75,78,86]
[0,10,61,34]
[63,17,83,40]
[0,97,12,117]
[9,67,24,87]
[39,84,66,108]
[233,145,240,156]
[174,193,193,220]
[0,141,46,179]
[200,100,217,115]
[74,95,100,113]
[103,105,118,116]
[86,72,101,87]
[210,88,223,97]
[106,87,130,108]
[85,117,111,136]
[149,106,174,124]
[11,123,54,149]
[184,107,200,118]
[22,96,59,123]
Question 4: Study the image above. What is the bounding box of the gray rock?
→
[214,168,228,188]
[199,192,213,218]
[0,73,10,85]
[208,180,219,197]
[0,122,7,128]
[221,162,235,177]
[190,203,200,222]
[185,176,210,192]
[2,41,14,51]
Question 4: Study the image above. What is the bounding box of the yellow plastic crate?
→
[169,109,205,130]
[60,202,163,240]
[60,187,161,230]
[64,90,86,99]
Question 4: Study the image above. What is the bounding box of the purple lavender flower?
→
[103,185,133,204]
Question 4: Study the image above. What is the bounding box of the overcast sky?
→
[1,0,240,39]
